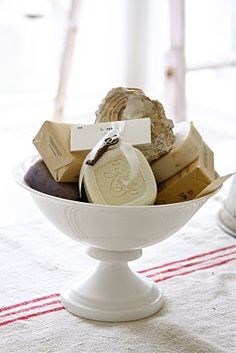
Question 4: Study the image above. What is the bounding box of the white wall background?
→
[0,0,235,127]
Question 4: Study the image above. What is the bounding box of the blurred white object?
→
[53,0,80,121]
[0,1,57,93]
[218,173,236,237]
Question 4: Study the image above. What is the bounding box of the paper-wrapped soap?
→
[83,146,157,206]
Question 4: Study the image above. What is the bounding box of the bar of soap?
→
[24,159,80,200]
[83,147,157,206]
[33,121,88,182]
[156,142,215,204]
[151,121,202,183]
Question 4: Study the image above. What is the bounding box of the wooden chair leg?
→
[164,0,186,123]
[53,0,80,122]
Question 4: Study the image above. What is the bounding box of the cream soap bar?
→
[151,121,202,183]
[83,147,157,206]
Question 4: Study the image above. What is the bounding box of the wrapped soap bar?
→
[83,146,157,206]
[156,142,215,204]
[33,121,89,182]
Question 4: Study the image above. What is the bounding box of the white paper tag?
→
[70,118,151,151]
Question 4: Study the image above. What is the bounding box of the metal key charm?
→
[86,135,119,166]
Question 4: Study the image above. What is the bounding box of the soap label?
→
[70,118,151,151]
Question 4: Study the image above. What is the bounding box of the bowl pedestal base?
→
[61,247,163,322]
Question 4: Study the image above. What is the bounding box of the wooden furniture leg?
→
[165,0,186,122]
[53,0,80,121]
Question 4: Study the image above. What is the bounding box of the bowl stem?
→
[61,247,164,322]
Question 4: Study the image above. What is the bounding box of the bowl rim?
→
[13,155,221,210]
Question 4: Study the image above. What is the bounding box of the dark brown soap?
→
[24,159,80,200]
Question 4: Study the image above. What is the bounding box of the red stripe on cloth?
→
[138,244,236,274]
[0,306,64,327]
[155,256,236,283]
[0,245,235,327]
[0,300,61,319]
[0,293,60,313]
[147,250,236,278]
[0,245,233,314]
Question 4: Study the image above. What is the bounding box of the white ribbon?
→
[78,121,139,197]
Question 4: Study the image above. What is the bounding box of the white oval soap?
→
[151,121,202,182]
[83,147,157,206]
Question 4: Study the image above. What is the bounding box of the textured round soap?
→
[95,87,174,162]
[24,159,80,200]
[83,147,157,206]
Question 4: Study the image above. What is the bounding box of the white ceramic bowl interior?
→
[14,155,217,251]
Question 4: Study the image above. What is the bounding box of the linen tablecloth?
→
[0,182,235,353]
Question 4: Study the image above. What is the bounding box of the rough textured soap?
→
[95,87,174,162]
[83,147,157,206]
[151,121,203,183]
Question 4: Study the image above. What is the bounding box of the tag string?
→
[78,122,139,197]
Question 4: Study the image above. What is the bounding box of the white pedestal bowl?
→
[14,156,218,322]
